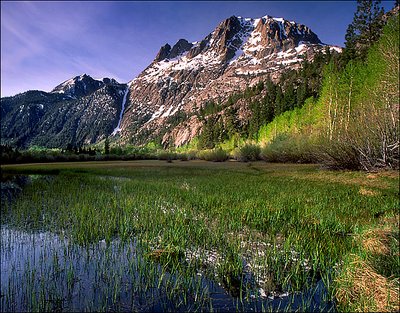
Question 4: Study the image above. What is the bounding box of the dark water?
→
[1,174,29,205]
[1,173,55,207]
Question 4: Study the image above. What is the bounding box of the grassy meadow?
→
[1,160,399,312]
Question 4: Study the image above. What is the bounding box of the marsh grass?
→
[335,214,400,312]
[1,161,398,312]
[335,256,399,312]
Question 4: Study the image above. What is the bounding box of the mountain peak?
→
[78,73,90,79]
[1,12,343,149]
[169,39,193,59]
[154,39,193,62]
[51,74,104,97]
[154,43,172,62]
[149,13,325,70]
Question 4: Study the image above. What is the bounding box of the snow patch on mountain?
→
[142,49,222,84]
[146,105,166,124]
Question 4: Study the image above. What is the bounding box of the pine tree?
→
[104,137,110,155]
[275,87,284,116]
[283,84,295,111]
[225,107,239,137]
[344,23,358,61]
[197,117,215,149]
[358,1,384,48]
[249,101,261,139]
[344,0,385,60]
[296,83,308,108]
[263,79,277,123]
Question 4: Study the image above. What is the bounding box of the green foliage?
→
[248,52,334,139]
[196,148,228,162]
[195,51,335,148]
[175,137,199,153]
[258,97,317,144]
[199,100,220,117]
[219,134,244,152]
[165,111,189,128]
[224,106,241,140]
[232,143,261,162]
[104,137,110,155]
[319,14,399,169]
[109,145,123,155]
[197,116,227,150]
[156,150,178,161]
[28,145,56,152]
[145,141,163,150]
[260,134,317,164]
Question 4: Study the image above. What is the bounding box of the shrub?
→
[233,143,261,162]
[172,150,198,161]
[197,148,228,162]
[260,134,317,163]
[186,150,198,160]
[157,151,177,161]
[314,139,362,169]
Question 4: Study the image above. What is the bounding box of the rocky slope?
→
[117,15,341,147]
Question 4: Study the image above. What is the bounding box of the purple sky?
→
[1,1,395,97]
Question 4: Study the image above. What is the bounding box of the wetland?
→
[1,161,398,312]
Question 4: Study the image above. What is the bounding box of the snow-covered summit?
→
[138,14,340,84]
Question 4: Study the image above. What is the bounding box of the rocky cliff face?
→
[118,15,341,147]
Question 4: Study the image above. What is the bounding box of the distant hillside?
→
[1,75,127,148]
